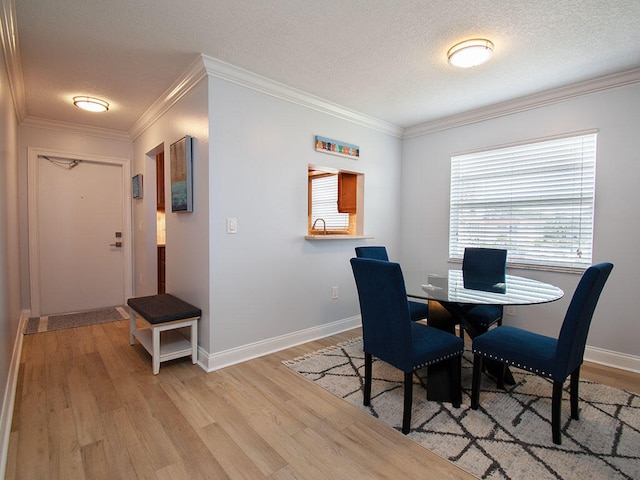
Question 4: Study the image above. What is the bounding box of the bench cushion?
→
[128,294,201,324]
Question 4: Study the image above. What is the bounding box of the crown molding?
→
[0,0,26,122]
[128,55,208,140]
[200,54,403,138]
[404,68,640,139]
[21,116,131,142]
[129,53,403,140]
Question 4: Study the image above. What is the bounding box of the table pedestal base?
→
[426,360,460,404]
[425,301,515,402]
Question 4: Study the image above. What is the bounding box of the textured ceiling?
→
[11,0,640,135]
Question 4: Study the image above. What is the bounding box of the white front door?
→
[29,150,132,316]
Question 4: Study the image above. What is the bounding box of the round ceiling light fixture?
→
[447,39,494,68]
[73,96,109,112]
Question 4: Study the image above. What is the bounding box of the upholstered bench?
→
[128,293,201,374]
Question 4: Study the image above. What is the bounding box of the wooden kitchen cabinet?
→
[337,172,357,214]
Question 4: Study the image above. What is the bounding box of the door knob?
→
[109,242,122,248]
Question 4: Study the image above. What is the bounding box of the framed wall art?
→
[132,174,143,199]
[170,135,193,212]
[315,135,359,159]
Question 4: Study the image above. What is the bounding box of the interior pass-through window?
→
[308,166,363,236]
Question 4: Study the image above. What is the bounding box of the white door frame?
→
[27,147,133,317]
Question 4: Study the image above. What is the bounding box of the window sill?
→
[305,234,374,241]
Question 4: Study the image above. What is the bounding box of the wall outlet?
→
[506,306,516,316]
[332,286,339,299]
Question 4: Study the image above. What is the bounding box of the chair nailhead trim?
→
[472,348,553,379]
[414,348,464,371]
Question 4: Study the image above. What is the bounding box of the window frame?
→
[448,131,598,273]
[309,172,350,234]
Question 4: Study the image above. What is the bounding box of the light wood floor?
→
[6,320,640,480]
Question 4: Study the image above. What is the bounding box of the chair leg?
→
[471,354,483,409]
[552,380,563,445]
[449,356,461,408]
[364,353,372,406]
[402,371,413,434]
[570,367,580,420]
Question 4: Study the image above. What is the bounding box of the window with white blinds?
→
[310,174,349,231]
[449,132,597,271]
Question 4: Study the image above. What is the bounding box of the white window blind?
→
[311,174,349,231]
[449,132,597,271]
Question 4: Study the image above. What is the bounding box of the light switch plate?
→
[226,217,237,234]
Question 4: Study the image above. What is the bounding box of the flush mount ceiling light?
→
[73,96,109,112]
[447,39,494,68]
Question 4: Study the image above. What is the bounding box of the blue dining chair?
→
[460,247,508,339]
[470,262,614,444]
[350,257,464,434]
[354,246,389,261]
[355,246,430,322]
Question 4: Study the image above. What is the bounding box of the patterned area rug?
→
[284,337,640,480]
[24,306,129,334]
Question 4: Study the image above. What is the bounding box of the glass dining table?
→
[404,269,564,400]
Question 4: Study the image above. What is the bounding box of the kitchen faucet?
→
[311,218,326,234]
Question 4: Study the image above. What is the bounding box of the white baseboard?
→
[585,345,640,374]
[196,315,640,376]
[0,310,28,479]
[198,315,361,372]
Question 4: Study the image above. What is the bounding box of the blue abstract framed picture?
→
[132,174,143,199]
[170,135,193,212]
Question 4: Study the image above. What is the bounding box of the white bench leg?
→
[129,311,136,345]
[152,326,160,375]
[191,320,198,364]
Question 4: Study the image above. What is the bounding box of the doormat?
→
[283,337,640,480]
[24,306,129,334]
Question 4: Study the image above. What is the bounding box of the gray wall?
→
[132,78,211,351]
[0,45,21,472]
[206,76,403,353]
[401,82,640,359]
[131,72,404,360]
